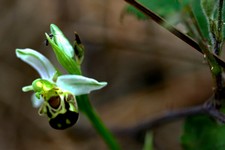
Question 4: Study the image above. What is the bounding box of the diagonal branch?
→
[115,105,205,136]
[203,95,225,123]
[124,0,225,68]
[115,95,225,137]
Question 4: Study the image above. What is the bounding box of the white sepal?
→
[16,48,56,80]
[56,75,107,95]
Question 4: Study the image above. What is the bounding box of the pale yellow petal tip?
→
[22,85,33,92]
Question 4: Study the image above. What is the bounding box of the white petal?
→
[16,48,56,80]
[31,94,44,108]
[56,75,107,95]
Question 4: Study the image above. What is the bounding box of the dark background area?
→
[0,0,213,149]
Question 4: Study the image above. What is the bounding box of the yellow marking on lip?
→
[43,84,52,91]
[36,81,43,88]
[57,123,62,128]
[66,119,71,125]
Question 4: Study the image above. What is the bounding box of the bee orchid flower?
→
[15,24,121,149]
[16,48,107,129]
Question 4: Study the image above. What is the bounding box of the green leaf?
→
[16,48,56,80]
[201,0,217,18]
[222,1,225,40]
[56,75,107,95]
[123,0,187,20]
[50,24,74,58]
[190,0,211,41]
[181,115,225,150]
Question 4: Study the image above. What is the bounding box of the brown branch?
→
[115,104,205,136]
[114,95,225,137]
[124,0,225,68]
[69,97,225,139]
[203,95,225,123]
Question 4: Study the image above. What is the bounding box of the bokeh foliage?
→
[124,0,225,149]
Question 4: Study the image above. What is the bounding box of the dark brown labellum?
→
[49,98,78,130]
[49,111,79,130]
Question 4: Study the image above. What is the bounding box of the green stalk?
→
[71,68,120,149]
[74,71,120,149]
[77,95,121,150]
[67,57,120,150]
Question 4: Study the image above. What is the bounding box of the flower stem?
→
[76,95,121,150]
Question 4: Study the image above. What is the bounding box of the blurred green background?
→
[0,0,213,149]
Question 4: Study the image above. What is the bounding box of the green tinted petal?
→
[50,24,74,58]
[56,75,107,95]
[16,48,56,80]
[45,33,81,75]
